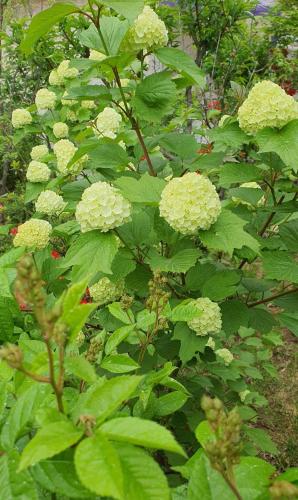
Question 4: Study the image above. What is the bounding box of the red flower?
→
[10,227,18,235]
[208,100,221,111]
[51,250,61,259]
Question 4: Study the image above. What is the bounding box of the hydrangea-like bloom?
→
[188,297,222,336]
[35,88,57,111]
[12,109,32,128]
[128,6,168,51]
[26,161,51,183]
[75,181,131,233]
[96,107,122,137]
[53,122,69,138]
[35,190,66,215]
[238,80,298,134]
[30,144,48,161]
[65,109,77,122]
[216,348,234,366]
[89,50,106,61]
[159,173,221,234]
[89,277,125,305]
[81,100,96,109]
[56,60,79,80]
[53,139,77,173]
[49,69,64,86]
[13,219,52,249]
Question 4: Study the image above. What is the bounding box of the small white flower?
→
[53,139,77,174]
[56,60,79,80]
[239,389,250,402]
[49,69,64,86]
[89,50,106,61]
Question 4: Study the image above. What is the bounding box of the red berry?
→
[80,298,89,304]
[10,227,18,235]
[51,250,61,259]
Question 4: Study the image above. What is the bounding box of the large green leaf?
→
[75,433,123,499]
[188,453,232,499]
[159,132,199,160]
[207,123,251,152]
[199,210,260,256]
[257,120,298,171]
[168,301,202,322]
[218,163,264,188]
[65,356,97,383]
[201,270,241,301]
[172,323,207,365]
[234,457,275,500]
[105,325,136,355]
[99,0,144,22]
[20,3,79,54]
[0,247,24,268]
[101,354,140,373]
[279,219,298,252]
[0,297,14,342]
[100,16,129,55]
[147,248,199,273]
[100,417,185,455]
[155,391,188,417]
[115,443,170,500]
[262,251,298,283]
[132,72,177,122]
[221,300,249,335]
[19,421,83,471]
[0,451,38,500]
[155,47,205,87]
[115,173,166,204]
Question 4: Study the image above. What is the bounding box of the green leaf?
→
[195,421,215,448]
[262,251,298,283]
[155,47,205,87]
[115,173,166,205]
[60,230,119,278]
[65,356,97,383]
[89,143,129,170]
[105,325,136,355]
[19,421,83,471]
[75,433,123,499]
[62,279,88,312]
[132,72,177,122]
[0,450,38,500]
[278,312,298,337]
[99,0,144,22]
[221,300,249,335]
[199,210,260,256]
[100,417,185,456]
[276,468,298,484]
[188,452,233,499]
[234,456,275,500]
[173,323,207,364]
[0,247,25,268]
[20,3,79,54]
[0,298,14,342]
[115,443,170,500]
[79,23,104,51]
[147,248,199,273]
[100,16,129,55]
[108,302,132,324]
[244,427,278,455]
[169,301,202,322]
[155,391,188,417]
[201,270,241,301]
[279,219,298,252]
[101,354,139,373]
[24,182,45,203]
[218,163,263,188]
[158,133,199,160]
[257,120,298,171]
[207,123,251,152]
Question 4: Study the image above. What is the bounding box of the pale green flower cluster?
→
[81,100,96,109]
[30,144,48,161]
[26,161,51,183]
[53,122,69,139]
[75,181,131,233]
[238,80,298,134]
[188,297,222,336]
[216,348,234,366]
[35,190,66,215]
[35,88,57,111]
[89,50,106,61]
[11,108,32,128]
[89,277,125,306]
[57,60,79,80]
[239,389,250,402]
[96,107,122,138]
[159,173,221,234]
[13,219,52,249]
[49,69,63,86]
[65,109,77,122]
[53,139,77,173]
[128,6,168,51]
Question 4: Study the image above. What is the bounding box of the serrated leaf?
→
[99,0,144,22]
[31,459,90,498]
[114,173,166,204]
[257,120,298,171]
[155,47,205,87]
[158,132,199,160]
[207,123,251,152]
[262,251,298,283]
[0,451,38,500]
[172,323,207,365]
[201,270,241,301]
[105,325,136,355]
[218,163,263,188]
[147,248,199,273]
[132,72,177,122]
[101,354,139,373]
[168,301,202,322]
[65,356,97,383]
[279,219,298,252]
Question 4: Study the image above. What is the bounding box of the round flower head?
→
[96,107,122,137]
[12,108,32,128]
[35,88,57,111]
[188,297,222,336]
[30,144,49,161]
[216,348,234,366]
[89,49,106,61]
[65,109,77,122]
[127,6,168,51]
[35,190,66,216]
[49,69,64,86]
[56,60,79,80]
[53,139,77,174]
[238,80,298,135]
[159,173,221,234]
[89,277,125,306]
[26,161,51,183]
[53,122,69,139]
[81,100,96,109]
[13,219,52,250]
[75,181,131,233]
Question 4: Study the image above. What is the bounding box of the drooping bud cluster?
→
[238,80,298,134]
[89,277,125,306]
[26,161,51,183]
[30,144,48,161]
[12,108,32,128]
[96,107,122,138]
[159,173,221,234]
[216,348,234,366]
[53,122,69,138]
[13,219,52,249]
[146,273,170,331]
[187,297,222,336]
[53,139,77,173]
[0,344,23,369]
[75,181,131,233]
[35,88,57,111]
[127,6,168,51]
[35,190,66,216]
[56,60,79,80]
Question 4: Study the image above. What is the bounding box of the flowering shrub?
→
[0,2,297,499]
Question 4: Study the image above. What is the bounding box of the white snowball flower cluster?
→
[81,100,96,109]
[75,181,131,233]
[53,139,77,173]
[35,88,57,111]
[238,80,298,134]
[188,297,222,336]
[26,161,51,183]
[13,219,52,250]
[65,109,77,122]
[89,50,106,61]
[35,190,66,215]
[12,109,32,128]
[216,348,234,366]
[159,173,221,234]
[96,107,122,138]
[53,122,69,139]
[30,144,48,161]
[56,60,79,80]
[89,278,125,306]
[49,69,64,86]
[127,6,168,51]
